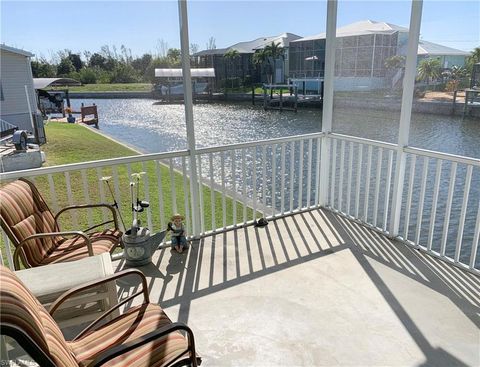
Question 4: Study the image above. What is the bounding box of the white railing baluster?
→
[169,158,177,214]
[404,155,416,240]
[242,149,247,223]
[221,151,227,229]
[454,165,473,263]
[469,198,480,269]
[196,155,205,233]
[298,141,303,210]
[209,154,215,231]
[355,144,363,218]
[373,148,383,227]
[289,141,295,212]
[141,162,153,231]
[314,137,321,206]
[272,144,277,216]
[383,150,394,230]
[330,139,337,208]
[280,143,286,214]
[64,172,78,228]
[440,162,456,256]
[181,157,191,235]
[252,147,258,221]
[231,151,237,226]
[155,161,166,230]
[415,157,429,246]
[338,140,345,213]
[96,168,108,225]
[427,160,442,251]
[363,145,373,222]
[346,141,353,215]
[112,166,122,225]
[80,170,93,229]
[47,174,59,214]
[126,164,133,182]
[306,139,313,208]
[262,146,267,216]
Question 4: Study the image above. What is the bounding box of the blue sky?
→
[1,0,478,60]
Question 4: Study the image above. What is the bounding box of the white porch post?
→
[318,0,337,206]
[178,0,201,237]
[389,0,423,236]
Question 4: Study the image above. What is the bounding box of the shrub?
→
[79,67,98,84]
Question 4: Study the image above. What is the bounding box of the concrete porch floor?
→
[113,208,479,366]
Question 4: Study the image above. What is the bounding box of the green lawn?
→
[1,123,255,266]
[51,83,153,92]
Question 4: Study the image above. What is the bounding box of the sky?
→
[1,0,478,61]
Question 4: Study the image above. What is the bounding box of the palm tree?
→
[466,46,480,72]
[253,49,268,82]
[264,41,284,85]
[417,57,442,88]
[223,49,240,90]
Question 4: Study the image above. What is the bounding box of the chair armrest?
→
[87,322,199,367]
[14,231,93,270]
[55,204,119,230]
[49,269,149,340]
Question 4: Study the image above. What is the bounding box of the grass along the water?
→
[49,83,152,92]
[1,122,255,267]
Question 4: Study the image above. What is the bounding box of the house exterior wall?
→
[0,49,38,132]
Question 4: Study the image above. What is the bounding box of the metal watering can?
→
[123,226,166,267]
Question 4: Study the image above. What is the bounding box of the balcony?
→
[1,132,478,365]
[111,207,479,366]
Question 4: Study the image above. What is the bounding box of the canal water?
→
[69,99,479,266]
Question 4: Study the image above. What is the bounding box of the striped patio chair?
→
[0,265,200,367]
[0,178,122,270]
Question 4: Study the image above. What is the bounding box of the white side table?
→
[15,253,119,328]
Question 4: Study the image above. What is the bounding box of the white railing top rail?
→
[0,149,190,181]
[196,132,325,155]
[405,146,480,167]
[329,132,398,150]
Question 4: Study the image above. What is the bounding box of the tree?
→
[206,37,216,50]
[57,57,75,76]
[190,43,199,55]
[384,55,405,71]
[167,48,181,65]
[68,53,83,71]
[132,53,153,80]
[89,53,107,69]
[253,49,269,83]
[417,57,442,86]
[223,49,240,89]
[78,67,98,84]
[466,46,480,72]
[264,41,284,85]
[31,58,56,77]
[155,39,169,58]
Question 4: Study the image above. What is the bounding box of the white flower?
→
[100,176,112,181]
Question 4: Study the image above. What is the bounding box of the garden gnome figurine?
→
[168,213,188,253]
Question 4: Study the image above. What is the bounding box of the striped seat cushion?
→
[0,266,78,367]
[69,303,191,367]
[0,180,59,265]
[39,235,117,265]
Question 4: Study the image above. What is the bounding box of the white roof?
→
[293,20,408,42]
[33,78,82,89]
[155,68,215,78]
[0,44,34,57]
[418,40,469,56]
[233,33,301,52]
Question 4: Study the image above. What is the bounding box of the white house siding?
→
[0,49,38,132]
